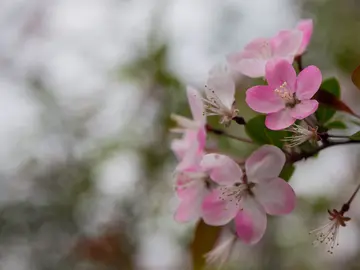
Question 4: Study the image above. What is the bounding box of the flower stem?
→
[206,125,253,144]
[295,55,303,72]
[346,181,360,206]
[289,140,360,162]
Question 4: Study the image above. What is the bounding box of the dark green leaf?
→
[191,220,221,270]
[315,78,341,124]
[350,131,360,141]
[245,115,288,148]
[325,120,347,130]
[320,77,341,98]
[314,77,356,118]
[279,164,295,182]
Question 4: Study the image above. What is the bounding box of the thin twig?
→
[206,125,253,144]
[289,140,360,162]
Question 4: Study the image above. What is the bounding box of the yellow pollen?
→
[274,82,294,103]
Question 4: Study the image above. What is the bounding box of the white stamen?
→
[219,184,248,208]
[283,124,318,147]
[274,82,295,104]
[309,209,350,254]
[203,85,238,126]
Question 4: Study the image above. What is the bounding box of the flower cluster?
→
[169,18,359,266]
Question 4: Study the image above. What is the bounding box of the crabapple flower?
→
[201,145,296,244]
[171,87,206,171]
[205,233,237,269]
[227,30,302,78]
[283,124,319,147]
[309,208,350,254]
[246,59,322,130]
[174,169,210,223]
[203,65,238,126]
[296,19,313,55]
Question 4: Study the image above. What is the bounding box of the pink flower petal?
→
[253,177,296,216]
[295,66,322,100]
[271,30,302,59]
[245,145,286,180]
[227,37,272,78]
[201,154,243,185]
[265,59,296,91]
[206,64,235,109]
[290,100,318,119]
[229,57,267,78]
[175,172,205,199]
[246,85,285,113]
[243,37,272,53]
[176,138,203,171]
[202,189,239,226]
[265,109,296,130]
[175,183,207,223]
[296,19,313,55]
[235,197,267,245]
[187,86,206,123]
[171,130,196,160]
[175,199,202,223]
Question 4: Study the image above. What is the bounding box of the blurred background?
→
[1,0,360,269]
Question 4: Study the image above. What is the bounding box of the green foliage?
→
[325,120,347,130]
[279,164,295,182]
[245,115,288,148]
[350,131,360,141]
[315,77,340,124]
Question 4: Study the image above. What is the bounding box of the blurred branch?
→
[206,125,253,144]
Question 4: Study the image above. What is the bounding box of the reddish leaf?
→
[351,65,360,90]
[314,89,356,116]
[191,220,222,270]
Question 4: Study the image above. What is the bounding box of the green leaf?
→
[315,77,341,124]
[350,131,360,141]
[279,164,295,182]
[321,77,341,98]
[245,115,288,147]
[325,120,347,130]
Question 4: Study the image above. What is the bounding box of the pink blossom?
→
[201,145,296,244]
[296,19,313,55]
[203,64,238,126]
[174,169,210,223]
[171,86,206,171]
[227,30,302,78]
[246,59,322,130]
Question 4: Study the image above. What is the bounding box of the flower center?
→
[203,86,238,126]
[274,82,299,108]
[218,182,255,206]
